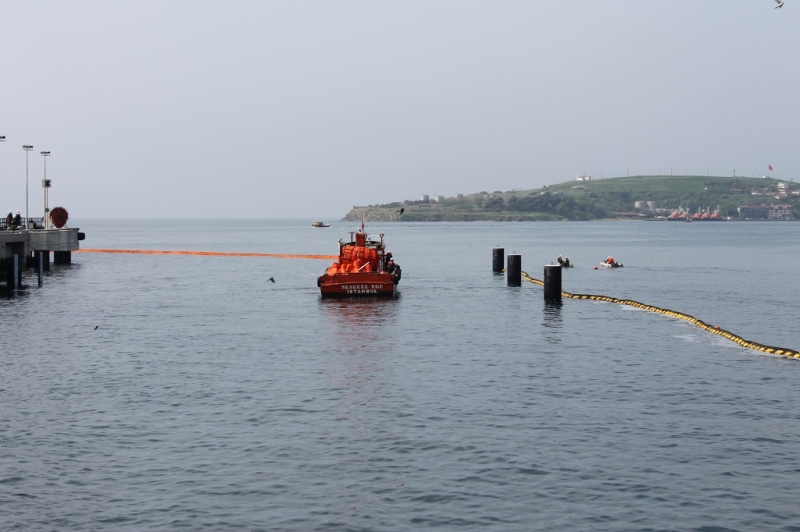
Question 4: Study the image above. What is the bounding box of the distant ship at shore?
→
[667,208,689,221]
[692,207,724,221]
[668,206,725,221]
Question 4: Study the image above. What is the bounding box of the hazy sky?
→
[2,1,797,219]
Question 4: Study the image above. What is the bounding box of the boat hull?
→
[318,271,398,297]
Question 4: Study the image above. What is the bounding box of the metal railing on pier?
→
[0,217,46,231]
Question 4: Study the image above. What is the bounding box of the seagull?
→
[397,207,404,215]
[268,277,275,283]
[776,0,784,8]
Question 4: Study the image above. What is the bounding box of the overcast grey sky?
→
[2,1,797,219]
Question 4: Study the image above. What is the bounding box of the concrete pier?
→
[0,228,82,288]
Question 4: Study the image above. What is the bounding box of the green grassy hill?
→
[343,175,798,221]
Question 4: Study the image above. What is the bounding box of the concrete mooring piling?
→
[38,252,43,287]
[507,254,521,287]
[544,264,562,301]
[492,247,504,273]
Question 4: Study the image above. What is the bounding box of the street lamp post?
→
[22,145,33,227]
[41,151,51,229]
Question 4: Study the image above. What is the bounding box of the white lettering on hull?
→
[339,283,389,294]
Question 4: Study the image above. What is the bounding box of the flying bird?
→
[94,325,99,330]
[397,207,404,215]
[776,0,784,8]
[268,277,275,283]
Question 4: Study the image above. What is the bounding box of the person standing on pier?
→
[13,211,22,228]
[6,211,13,229]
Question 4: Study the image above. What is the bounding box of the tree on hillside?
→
[483,196,505,211]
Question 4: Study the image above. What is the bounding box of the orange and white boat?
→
[317,222,401,297]
[667,208,688,221]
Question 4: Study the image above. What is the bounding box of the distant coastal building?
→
[454,194,464,201]
[433,195,444,202]
[419,194,429,202]
[576,173,592,181]
[634,201,648,209]
[737,204,793,220]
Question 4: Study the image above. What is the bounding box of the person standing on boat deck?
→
[564,257,571,267]
[385,252,395,273]
[557,255,563,265]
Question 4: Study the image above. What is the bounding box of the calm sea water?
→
[2,219,799,531]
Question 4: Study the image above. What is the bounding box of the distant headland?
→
[343,175,798,222]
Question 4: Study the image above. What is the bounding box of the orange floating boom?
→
[76,248,337,260]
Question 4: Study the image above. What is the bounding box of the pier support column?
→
[39,250,50,271]
[38,252,43,287]
[544,264,562,301]
[2,257,13,293]
[54,251,71,265]
[11,255,19,291]
[507,254,521,287]
[492,247,504,273]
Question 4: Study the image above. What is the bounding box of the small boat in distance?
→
[599,256,623,268]
[312,221,331,228]
[317,221,401,297]
[557,256,573,268]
